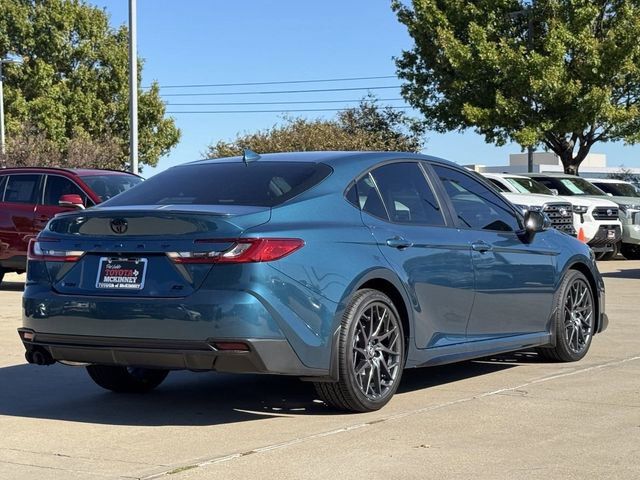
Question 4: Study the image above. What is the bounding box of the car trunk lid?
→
[40,205,270,297]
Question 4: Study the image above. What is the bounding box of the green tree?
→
[0,0,179,169]
[207,97,425,157]
[393,0,640,174]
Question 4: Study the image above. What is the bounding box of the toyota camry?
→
[18,151,607,412]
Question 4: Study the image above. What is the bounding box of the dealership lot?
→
[0,262,638,480]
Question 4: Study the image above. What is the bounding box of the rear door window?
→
[356,174,388,219]
[369,162,445,226]
[4,175,42,204]
[103,162,332,207]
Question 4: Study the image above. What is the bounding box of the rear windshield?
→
[101,161,332,207]
[83,174,143,202]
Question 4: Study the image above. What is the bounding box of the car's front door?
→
[430,164,557,340]
[33,174,92,231]
[354,161,474,351]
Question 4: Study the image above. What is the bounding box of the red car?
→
[0,167,142,284]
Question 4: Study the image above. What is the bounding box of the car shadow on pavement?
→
[0,280,25,292]
[600,268,640,279]
[0,356,522,426]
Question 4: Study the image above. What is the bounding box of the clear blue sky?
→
[91,0,640,177]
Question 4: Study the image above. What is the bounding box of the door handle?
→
[36,215,50,221]
[471,241,492,253]
[386,236,413,249]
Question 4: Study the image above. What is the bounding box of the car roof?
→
[187,150,458,168]
[585,178,632,184]
[483,172,530,179]
[0,166,139,177]
[524,172,577,178]
[180,151,463,183]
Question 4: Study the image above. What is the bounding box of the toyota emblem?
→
[110,218,128,234]
[606,209,613,217]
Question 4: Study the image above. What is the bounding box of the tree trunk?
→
[556,140,591,176]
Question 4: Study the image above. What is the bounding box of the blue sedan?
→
[19,151,607,412]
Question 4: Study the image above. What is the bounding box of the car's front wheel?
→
[86,365,169,393]
[314,289,405,412]
[538,270,594,362]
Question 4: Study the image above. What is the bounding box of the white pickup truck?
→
[483,173,622,259]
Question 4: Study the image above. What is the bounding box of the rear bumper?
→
[18,329,325,376]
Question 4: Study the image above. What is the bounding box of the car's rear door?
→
[0,174,43,267]
[354,161,474,350]
[430,164,556,339]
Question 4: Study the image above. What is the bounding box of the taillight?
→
[167,238,304,264]
[28,238,85,262]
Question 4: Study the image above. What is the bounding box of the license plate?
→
[607,230,616,240]
[96,258,147,290]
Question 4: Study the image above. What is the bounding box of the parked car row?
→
[478,172,640,260]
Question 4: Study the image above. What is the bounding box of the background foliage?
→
[0,0,180,169]
[394,0,640,174]
[207,97,425,158]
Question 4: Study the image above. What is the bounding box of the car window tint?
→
[103,162,331,207]
[432,165,521,232]
[4,175,41,204]
[345,183,358,207]
[594,182,640,197]
[44,176,89,206]
[507,177,553,195]
[356,174,388,219]
[370,162,444,225]
[486,178,508,192]
[82,174,143,202]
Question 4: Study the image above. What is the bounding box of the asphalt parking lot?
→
[0,261,639,480]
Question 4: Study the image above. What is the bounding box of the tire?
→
[0,269,4,286]
[596,242,619,261]
[314,289,405,412]
[621,243,640,260]
[86,365,169,393]
[537,270,595,362]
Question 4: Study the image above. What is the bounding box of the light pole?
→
[509,2,535,172]
[129,0,138,174]
[0,57,22,162]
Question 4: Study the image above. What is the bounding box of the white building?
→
[466,152,640,179]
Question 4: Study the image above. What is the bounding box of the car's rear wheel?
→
[0,269,4,286]
[86,365,169,393]
[621,243,640,260]
[314,289,405,412]
[538,270,594,362]
[596,242,619,261]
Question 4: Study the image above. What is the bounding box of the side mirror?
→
[549,189,559,196]
[58,194,85,210]
[522,210,550,243]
